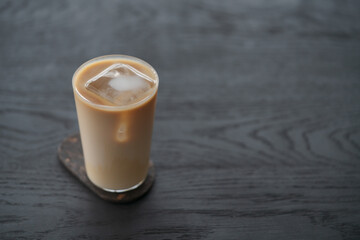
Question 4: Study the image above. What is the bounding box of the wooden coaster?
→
[57,133,155,203]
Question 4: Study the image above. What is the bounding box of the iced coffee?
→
[72,55,159,192]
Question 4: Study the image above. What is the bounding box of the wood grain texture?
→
[0,0,360,239]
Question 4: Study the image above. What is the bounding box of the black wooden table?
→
[1,1,360,239]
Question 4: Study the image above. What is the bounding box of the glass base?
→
[90,179,145,193]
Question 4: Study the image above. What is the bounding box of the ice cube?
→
[85,63,155,105]
[116,123,128,142]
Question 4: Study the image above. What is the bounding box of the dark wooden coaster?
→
[57,133,155,203]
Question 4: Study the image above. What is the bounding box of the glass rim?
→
[72,54,159,111]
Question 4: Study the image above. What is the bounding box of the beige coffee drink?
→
[72,55,159,192]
